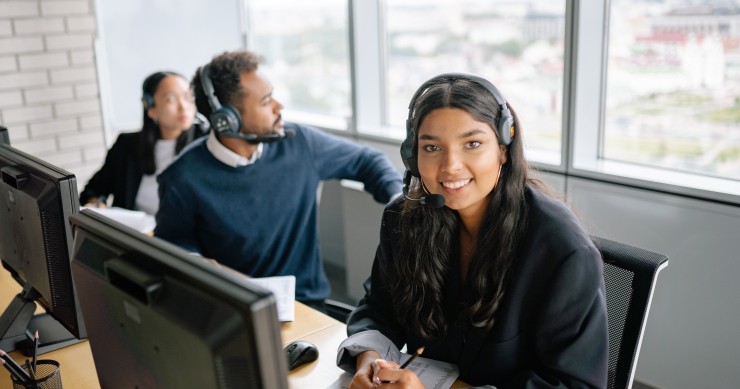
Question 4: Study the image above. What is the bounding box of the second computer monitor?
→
[70,209,289,388]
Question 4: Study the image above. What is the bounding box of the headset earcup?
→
[210,105,242,135]
[400,136,419,177]
[142,93,154,109]
[497,109,514,146]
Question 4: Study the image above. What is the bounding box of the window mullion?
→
[350,0,385,134]
[570,0,609,171]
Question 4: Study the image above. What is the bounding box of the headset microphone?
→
[405,192,445,209]
[401,171,445,209]
[219,128,296,144]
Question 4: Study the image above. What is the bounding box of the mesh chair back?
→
[593,237,668,389]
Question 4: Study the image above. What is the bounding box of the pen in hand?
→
[371,346,426,385]
[32,330,39,380]
[399,346,425,369]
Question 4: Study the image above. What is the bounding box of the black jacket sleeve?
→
[79,132,142,209]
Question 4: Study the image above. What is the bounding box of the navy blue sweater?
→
[155,123,402,302]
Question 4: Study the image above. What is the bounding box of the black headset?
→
[400,73,515,178]
[199,64,243,136]
[198,64,294,144]
[141,93,154,109]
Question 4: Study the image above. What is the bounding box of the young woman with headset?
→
[336,74,608,388]
[80,71,207,215]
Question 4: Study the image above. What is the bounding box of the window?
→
[241,0,740,202]
[246,0,351,129]
[604,0,740,181]
[381,0,567,163]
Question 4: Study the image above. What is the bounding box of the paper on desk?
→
[330,354,459,389]
[246,275,295,322]
[83,206,156,234]
[399,354,459,389]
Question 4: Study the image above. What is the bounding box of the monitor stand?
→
[0,283,82,356]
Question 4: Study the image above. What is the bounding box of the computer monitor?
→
[70,209,289,388]
[0,143,86,355]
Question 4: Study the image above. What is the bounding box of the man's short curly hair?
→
[192,50,263,119]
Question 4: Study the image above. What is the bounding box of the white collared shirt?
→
[135,138,177,215]
[206,130,263,167]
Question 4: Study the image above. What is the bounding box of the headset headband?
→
[401,72,515,177]
[200,64,222,111]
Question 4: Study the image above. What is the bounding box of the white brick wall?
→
[0,2,38,18]
[55,98,99,117]
[70,49,93,65]
[78,113,101,130]
[6,123,29,142]
[10,137,56,155]
[3,104,53,124]
[0,90,22,107]
[19,52,69,70]
[45,33,92,50]
[0,0,104,189]
[25,85,74,103]
[0,20,11,35]
[82,143,105,160]
[0,56,16,72]
[57,128,103,149]
[14,18,65,35]
[0,36,44,54]
[50,66,96,84]
[74,82,97,98]
[40,148,83,166]
[41,1,90,17]
[29,118,78,137]
[66,16,94,32]
[0,70,47,89]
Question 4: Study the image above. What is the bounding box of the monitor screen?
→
[70,209,289,389]
[0,143,85,355]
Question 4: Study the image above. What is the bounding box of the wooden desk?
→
[1,270,467,388]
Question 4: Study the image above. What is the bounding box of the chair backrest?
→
[592,236,669,389]
[324,298,356,323]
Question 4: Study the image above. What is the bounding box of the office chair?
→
[593,236,669,389]
[324,299,355,323]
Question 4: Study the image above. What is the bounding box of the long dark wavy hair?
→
[389,78,548,339]
[139,71,200,175]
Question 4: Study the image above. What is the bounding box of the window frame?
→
[244,0,740,205]
[568,0,740,204]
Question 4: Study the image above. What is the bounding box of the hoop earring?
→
[493,164,503,191]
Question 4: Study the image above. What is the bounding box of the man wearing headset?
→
[154,50,402,309]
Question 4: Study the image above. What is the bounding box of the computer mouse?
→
[284,340,319,370]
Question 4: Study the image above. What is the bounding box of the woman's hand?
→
[349,351,425,388]
[84,197,108,208]
[373,359,425,388]
[349,350,382,388]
